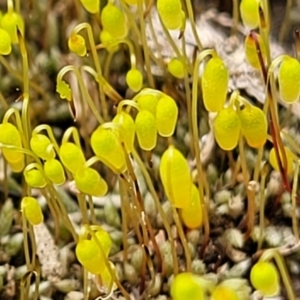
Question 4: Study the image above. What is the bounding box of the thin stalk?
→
[192,50,215,256]
[21,213,31,269]
[73,23,108,120]
[231,0,239,36]
[257,164,267,250]
[184,0,203,51]
[77,194,89,224]
[87,195,97,225]
[172,208,191,271]
[137,0,155,87]
[119,179,129,262]
[279,0,293,42]
[245,181,256,240]
[291,161,300,242]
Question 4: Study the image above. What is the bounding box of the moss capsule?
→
[0,11,24,43]
[201,56,228,112]
[269,146,294,175]
[80,0,100,13]
[24,169,47,188]
[68,33,86,57]
[21,197,44,226]
[91,127,126,173]
[171,272,205,300]
[240,0,260,29]
[278,56,300,103]
[113,112,135,153]
[74,167,108,197]
[213,107,241,151]
[0,123,24,164]
[101,3,128,39]
[159,146,192,208]
[156,95,178,137]
[211,285,239,300]
[135,110,157,151]
[44,159,66,185]
[92,228,112,257]
[181,184,203,229]
[157,0,183,30]
[126,69,143,92]
[167,58,185,79]
[244,34,266,69]
[0,28,11,55]
[56,80,72,101]
[238,105,267,148]
[59,142,86,174]
[136,93,160,116]
[30,134,55,160]
[250,261,279,296]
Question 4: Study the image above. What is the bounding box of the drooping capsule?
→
[269,146,294,175]
[250,261,279,296]
[44,159,66,185]
[278,56,300,103]
[101,3,128,39]
[0,28,12,55]
[112,112,135,153]
[135,110,157,151]
[80,0,100,14]
[238,105,267,148]
[59,142,86,174]
[156,95,178,137]
[159,146,192,208]
[56,80,72,101]
[30,134,55,160]
[213,107,241,151]
[135,92,160,116]
[167,58,185,79]
[201,56,229,112]
[91,127,126,173]
[240,0,260,29]
[24,168,47,188]
[157,0,183,30]
[181,184,203,229]
[74,167,108,197]
[211,285,239,300]
[21,196,44,226]
[126,69,143,92]
[244,33,267,69]
[0,11,24,43]
[68,33,87,57]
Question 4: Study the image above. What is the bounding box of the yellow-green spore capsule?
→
[80,0,100,13]
[59,142,85,174]
[75,239,105,274]
[240,0,260,29]
[100,30,119,53]
[159,146,192,208]
[56,80,72,101]
[269,146,294,175]
[181,184,203,229]
[201,56,229,112]
[44,159,65,185]
[24,169,47,188]
[91,127,126,174]
[213,107,241,151]
[211,286,239,300]
[171,273,205,300]
[135,110,157,151]
[238,105,267,148]
[21,197,44,226]
[250,261,279,296]
[101,3,127,39]
[156,95,178,137]
[113,112,135,153]
[68,34,86,57]
[9,155,25,173]
[0,28,11,55]
[157,0,182,30]
[278,56,300,103]
[126,69,143,92]
[167,58,185,79]
[136,93,160,116]
[75,167,108,197]
[244,34,266,69]
[92,228,112,257]
[0,11,24,44]
[30,134,55,160]
[0,123,24,163]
